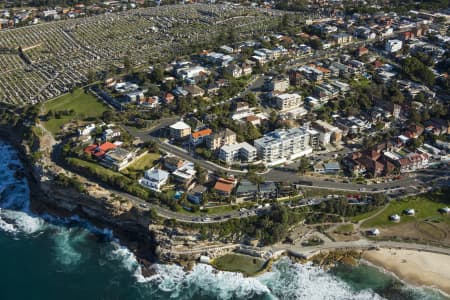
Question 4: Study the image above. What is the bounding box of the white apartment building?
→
[254,128,312,166]
[274,93,302,111]
[219,142,257,164]
[385,39,403,53]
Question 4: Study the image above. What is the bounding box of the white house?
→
[78,124,96,136]
[139,168,170,192]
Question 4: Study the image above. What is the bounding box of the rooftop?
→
[170,121,191,130]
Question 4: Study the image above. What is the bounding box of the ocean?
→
[0,141,447,300]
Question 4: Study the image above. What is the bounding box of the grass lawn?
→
[349,207,385,223]
[361,192,449,229]
[335,224,354,234]
[124,152,160,173]
[174,204,237,216]
[211,253,266,276]
[204,205,236,215]
[42,88,109,136]
[67,157,122,178]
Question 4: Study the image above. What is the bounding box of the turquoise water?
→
[0,141,447,300]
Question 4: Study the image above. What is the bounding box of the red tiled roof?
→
[98,142,116,152]
[94,150,105,158]
[192,128,212,139]
[84,144,98,154]
[213,178,236,194]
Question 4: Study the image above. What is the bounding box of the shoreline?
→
[362,248,450,297]
[1,129,449,295]
[210,247,450,298]
[0,133,160,276]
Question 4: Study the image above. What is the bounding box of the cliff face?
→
[0,125,159,264]
[32,179,159,263]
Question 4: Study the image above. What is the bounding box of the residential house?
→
[102,128,121,141]
[357,47,369,57]
[225,64,243,78]
[332,33,353,45]
[185,85,205,98]
[138,96,160,108]
[213,177,237,196]
[235,180,258,202]
[324,161,341,174]
[385,39,402,53]
[78,124,96,136]
[93,142,116,159]
[139,168,170,192]
[163,156,185,172]
[187,185,207,204]
[241,63,253,76]
[172,162,196,186]
[102,148,134,171]
[259,181,278,199]
[246,115,261,126]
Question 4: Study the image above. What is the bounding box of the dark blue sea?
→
[0,141,447,300]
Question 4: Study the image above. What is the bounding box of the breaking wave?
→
[0,142,45,235]
[131,258,384,300]
[0,140,446,300]
[0,141,113,267]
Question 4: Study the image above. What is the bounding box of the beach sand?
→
[363,248,450,295]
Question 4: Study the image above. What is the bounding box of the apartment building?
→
[312,120,343,145]
[169,121,191,139]
[218,142,257,164]
[254,127,312,166]
[205,128,236,151]
[274,93,302,111]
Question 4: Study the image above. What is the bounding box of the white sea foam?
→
[0,142,46,235]
[0,141,444,299]
[107,241,140,273]
[131,257,391,300]
[142,263,271,300]
[259,258,385,300]
[53,228,85,266]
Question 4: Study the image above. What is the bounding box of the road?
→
[114,169,449,225]
[126,123,247,176]
[127,121,449,193]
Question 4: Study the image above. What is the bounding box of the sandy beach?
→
[363,248,450,295]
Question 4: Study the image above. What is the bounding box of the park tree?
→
[242,92,258,107]
[150,66,164,83]
[123,55,131,73]
[297,157,310,174]
[194,163,207,185]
